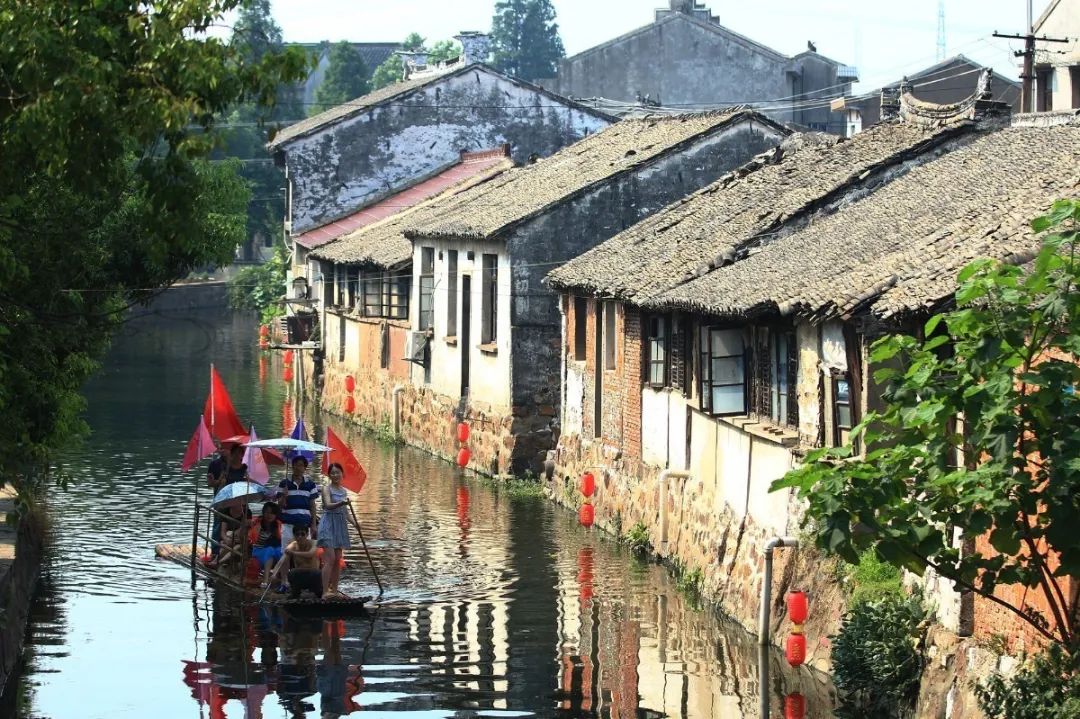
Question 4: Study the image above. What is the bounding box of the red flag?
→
[203,365,246,441]
[181,415,215,472]
[323,426,367,493]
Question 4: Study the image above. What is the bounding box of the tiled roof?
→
[268,63,611,150]
[294,148,510,251]
[650,123,1080,322]
[310,150,513,267]
[407,110,785,242]
[546,119,983,301]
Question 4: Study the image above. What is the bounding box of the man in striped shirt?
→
[277,455,319,548]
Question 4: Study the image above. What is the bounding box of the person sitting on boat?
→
[277,456,319,548]
[248,501,284,588]
[218,504,253,573]
[225,445,249,485]
[318,462,361,599]
[206,447,229,562]
[285,524,323,600]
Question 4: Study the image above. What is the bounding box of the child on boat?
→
[249,501,284,588]
[285,524,323,600]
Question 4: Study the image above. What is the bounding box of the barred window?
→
[419,247,435,331]
[647,315,668,387]
[699,327,745,415]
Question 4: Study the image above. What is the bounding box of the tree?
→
[312,42,370,113]
[774,200,1080,649]
[429,39,461,65]
[0,0,307,499]
[490,0,565,81]
[370,32,426,90]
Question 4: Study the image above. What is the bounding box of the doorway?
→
[594,301,603,437]
[461,274,472,399]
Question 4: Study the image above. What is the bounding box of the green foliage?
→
[832,594,929,717]
[429,39,461,65]
[0,0,307,495]
[773,200,1080,648]
[228,241,287,323]
[312,42,370,113]
[848,549,906,607]
[623,522,651,555]
[402,33,426,51]
[370,55,404,90]
[977,644,1080,719]
[491,0,566,81]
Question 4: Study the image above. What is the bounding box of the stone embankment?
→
[0,488,45,694]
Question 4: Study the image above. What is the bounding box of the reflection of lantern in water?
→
[259,356,267,384]
[283,366,294,383]
[456,486,470,527]
[282,398,294,434]
[283,349,294,366]
[577,547,594,601]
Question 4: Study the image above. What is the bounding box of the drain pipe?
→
[657,469,691,551]
[392,385,405,438]
[758,535,800,718]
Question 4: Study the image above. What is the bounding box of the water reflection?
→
[7,309,835,718]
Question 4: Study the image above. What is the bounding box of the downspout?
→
[392,384,405,439]
[758,535,800,719]
[657,469,691,552]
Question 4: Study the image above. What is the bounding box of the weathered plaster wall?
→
[284,69,611,233]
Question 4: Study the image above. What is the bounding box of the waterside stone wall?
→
[0,492,45,695]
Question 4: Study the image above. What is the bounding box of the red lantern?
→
[344,375,355,393]
[579,503,595,527]
[786,633,806,667]
[581,471,596,498]
[787,590,808,625]
[259,325,270,337]
[457,447,471,468]
[457,422,470,443]
[283,367,294,383]
[784,693,806,719]
[344,396,356,414]
[283,350,294,366]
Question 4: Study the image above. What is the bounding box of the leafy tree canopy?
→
[0,0,307,495]
[490,0,565,81]
[774,199,1080,649]
[311,41,370,114]
[429,39,462,65]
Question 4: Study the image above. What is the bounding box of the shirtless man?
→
[285,524,323,600]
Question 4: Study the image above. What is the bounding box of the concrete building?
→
[546,0,858,134]
[363,110,786,476]
[1033,0,1080,112]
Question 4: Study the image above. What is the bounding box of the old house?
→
[544,79,1046,652]
[309,147,514,424]
[268,33,613,295]
[545,0,858,134]
[391,110,788,475]
[1033,0,1080,112]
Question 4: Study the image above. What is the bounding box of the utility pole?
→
[994,0,1069,113]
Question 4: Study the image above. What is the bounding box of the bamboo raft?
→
[155,543,373,614]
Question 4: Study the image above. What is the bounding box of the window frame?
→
[699,326,747,416]
[481,254,498,345]
[418,247,435,332]
[362,270,382,317]
[647,314,669,388]
[573,296,588,361]
[603,301,617,370]
[832,373,854,448]
[446,250,458,337]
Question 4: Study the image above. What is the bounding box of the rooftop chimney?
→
[455,32,491,65]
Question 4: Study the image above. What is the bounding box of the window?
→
[335,265,344,307]
[769,331,791,426]
[346,267,358,309]
[604,301,617,369]
[360,269,410,320]
[647,315,668,387]
[1037,68,1053,112]
[338,314,346,362]
[573,296,587,361]
[749,327,798,428]
[1071,66,1080,110]
[446,250,458,336]
[419,247,435,331]
[833,375,853,447]
[699,327,746,415]
[362,271,382,317]
[481,254,498,344]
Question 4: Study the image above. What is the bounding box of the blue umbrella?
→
[211,481,272,509]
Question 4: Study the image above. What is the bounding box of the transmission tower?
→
[936,0,946,60]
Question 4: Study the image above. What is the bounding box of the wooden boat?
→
[155,542,373,615]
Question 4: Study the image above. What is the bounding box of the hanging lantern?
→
[457,447,471,468]
[344,396,356,414]
[579,503,595,527]
[581,471,596,498]
[283,350,294,366]
[784,694,806,719]
[344,375,355,393]
[785,632,806,667]
[456,422,470,443]
[283,367,294,383]
[259,325,270,337]
[787,590,808,625]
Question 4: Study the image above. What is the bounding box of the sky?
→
[259,0,1055,92]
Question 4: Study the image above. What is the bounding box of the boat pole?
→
[348,502,383,597]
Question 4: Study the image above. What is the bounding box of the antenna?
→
[936,0,946,61]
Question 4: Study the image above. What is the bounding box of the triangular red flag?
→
[243,425,271,485]
[323,426,366,493]
[181,415,216,472]
[203,365,246,441]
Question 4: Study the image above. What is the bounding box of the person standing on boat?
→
[206,446,228,562]
[277,455,319,548]
[318,462,361,598]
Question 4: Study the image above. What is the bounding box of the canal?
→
[4,308,834,718]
